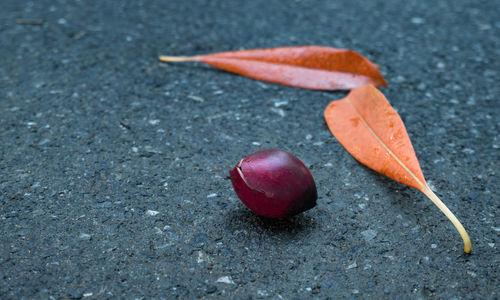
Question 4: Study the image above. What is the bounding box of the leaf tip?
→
[378,77,389,87]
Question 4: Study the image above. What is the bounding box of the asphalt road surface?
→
[1,0,499,298]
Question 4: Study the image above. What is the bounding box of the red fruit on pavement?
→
[229,149,317,218]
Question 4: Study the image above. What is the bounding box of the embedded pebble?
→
[146,210,159,216]
[216,276,235,284]
[346,262,357,269]
[38,138,51,146]
[394,75,406,83]
[467,271,477,278]
[79,233,91,240]
[274,100,288,107]
[187,95,205,102]
[411,17,424,24]
[270,108,286,117]
[361,230,377,241]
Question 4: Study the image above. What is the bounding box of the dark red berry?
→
[229,149,317,218]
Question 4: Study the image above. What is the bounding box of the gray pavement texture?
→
[1,0,499,299]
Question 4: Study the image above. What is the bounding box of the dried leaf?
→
[159,46,387,90]
[324,85,471,253]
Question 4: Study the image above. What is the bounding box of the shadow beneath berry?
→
[224,206,316,237]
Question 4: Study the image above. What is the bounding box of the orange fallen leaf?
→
[324,85,471,253]
[159,46,387,90]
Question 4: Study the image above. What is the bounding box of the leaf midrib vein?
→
[345,97,427,191]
